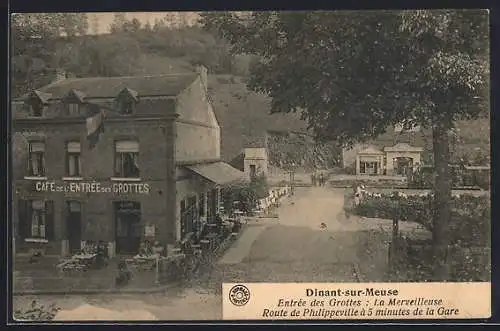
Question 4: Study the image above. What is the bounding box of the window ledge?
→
[24,238,49,244]
[110,177,142,182]
[24,176,47,180]
[62,177,84,181]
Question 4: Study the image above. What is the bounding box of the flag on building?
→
[86,103,105,149]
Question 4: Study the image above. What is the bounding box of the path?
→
[210,186,390,284]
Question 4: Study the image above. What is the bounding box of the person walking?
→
[311,173,316,186]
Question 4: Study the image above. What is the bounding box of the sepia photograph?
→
[10,10,490,321]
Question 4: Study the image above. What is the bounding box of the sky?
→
[87,12,201,35]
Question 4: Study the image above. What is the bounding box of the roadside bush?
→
[354,191,491,282]
[331,178,407,189]
[222,174,269,214]
[14,300,60,321]
[351,192,490,247]
[410,165,491,189]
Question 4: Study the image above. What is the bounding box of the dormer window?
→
[64,89,86,116]
[30,103,43,117]
[68,103,80,116]
[122,101,135,115]
[26,90,51,117]
[116,88,139,115]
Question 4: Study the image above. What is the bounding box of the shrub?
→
[410,165,491,189]
[354,191,491,282]
[14,300,60,321]
[222,174,269,213]
[351,192,490,247]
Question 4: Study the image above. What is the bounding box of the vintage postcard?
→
[10,10,490,322]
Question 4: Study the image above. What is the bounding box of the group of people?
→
[137,240,164,257]
[311,172,327,186]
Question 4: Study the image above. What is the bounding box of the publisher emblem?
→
[229,284,250,306]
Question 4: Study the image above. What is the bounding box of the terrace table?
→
[24,238,49,257]
[127,254,161,271]
[73,253,98,260]
[73,253,98,266]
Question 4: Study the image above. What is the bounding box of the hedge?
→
[350,192,490,247]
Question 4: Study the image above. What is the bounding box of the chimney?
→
[54,68,67,83]
[195,65,208,92]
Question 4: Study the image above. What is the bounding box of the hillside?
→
[206,75,309,161]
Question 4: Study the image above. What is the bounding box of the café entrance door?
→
[66,201,82,253]
[114,201,141,255]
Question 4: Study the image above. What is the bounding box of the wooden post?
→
[389,201,400,271]
[155,257,160,285]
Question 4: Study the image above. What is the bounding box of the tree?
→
[57,13,88,37]
[11,13,89,97]
[202,10,489,280]
[153,18,165,31]
[90,14,100,35]
[123,18,142,33]
[109,13,127,33]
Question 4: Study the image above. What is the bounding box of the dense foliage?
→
[267,132,341,170]
[410,165,490,189]
[222,174,269,214]
[350,192,490,247]
[11,13,257,98]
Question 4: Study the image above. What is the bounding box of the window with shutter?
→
[28,142,46,177]
[66,142,81,177]
[22,200,52,240]
[114,141,140,178]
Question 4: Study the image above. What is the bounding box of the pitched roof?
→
[31,73,198,99]
[185,162,247,185]
[121,88,139,101]
[358,146,384,155]
[66,89,86,103]
[32,90,52,104]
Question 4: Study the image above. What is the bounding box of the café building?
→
[12,66,245,258]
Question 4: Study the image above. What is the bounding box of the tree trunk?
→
[431,117,453,281]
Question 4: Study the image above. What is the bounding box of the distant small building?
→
[229,136,270,180]
[344,122,427,176]
[244,147,268,179]
[354,146,385,175]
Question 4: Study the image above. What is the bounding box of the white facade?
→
[351,143,424,176]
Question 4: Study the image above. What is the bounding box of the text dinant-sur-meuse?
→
[306,288,399,297]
